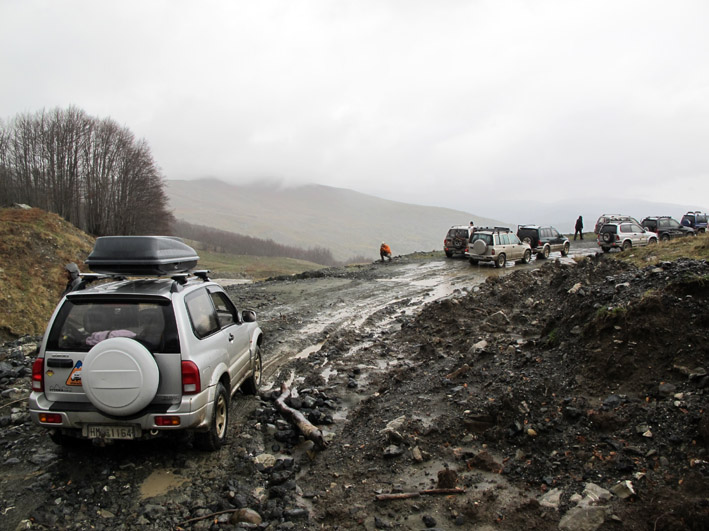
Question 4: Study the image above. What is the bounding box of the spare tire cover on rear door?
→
[472,239,488,255]
[82,337,160,416]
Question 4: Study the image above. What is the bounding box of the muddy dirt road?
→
[3,241,707,530]
[228,248,589,387]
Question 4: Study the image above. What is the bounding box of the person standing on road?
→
[380,242,392,262]
[574,216,584,240]
[61,262,83,297]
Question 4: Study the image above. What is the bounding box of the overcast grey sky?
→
[1,0,707,212]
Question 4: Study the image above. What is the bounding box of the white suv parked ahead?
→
[29,236,263,450]
[597,222,658,253]
[465,227,532,267]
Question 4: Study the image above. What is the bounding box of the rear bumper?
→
[465,253,494,262]
[28,388,212,436]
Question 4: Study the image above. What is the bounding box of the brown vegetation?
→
[0,207,94,339]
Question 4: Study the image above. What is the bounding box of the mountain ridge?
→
[166,178,506,261]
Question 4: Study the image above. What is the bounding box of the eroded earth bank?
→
[1,250,708,530]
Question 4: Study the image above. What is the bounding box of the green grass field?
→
[193,247,326,280]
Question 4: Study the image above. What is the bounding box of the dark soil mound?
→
[300,256,709,529]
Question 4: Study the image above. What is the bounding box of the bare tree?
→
[0,107,173,236]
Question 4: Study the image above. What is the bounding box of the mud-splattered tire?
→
[469,258,478,266]
[242,345,262,395]
[519,249,531,264]
[495,254,506,268]
[561,242,570,256]
[445,251,453,258]
[195,382,228,451]
[660,233,670,242]
[622,240,632,251]
[602,247,610,253]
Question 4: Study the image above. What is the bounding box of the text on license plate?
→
[86,425,137,440]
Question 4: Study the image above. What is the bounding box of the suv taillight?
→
[181,361,201,395]
[31,358,44,392]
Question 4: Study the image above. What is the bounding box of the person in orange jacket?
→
[380,242,392,262]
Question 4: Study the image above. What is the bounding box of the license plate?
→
[85,425,139,440]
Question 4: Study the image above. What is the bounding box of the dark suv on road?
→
[640,216,695,241]
[680,211,708,233]
[444,225,475,258]
[517,225,570,259]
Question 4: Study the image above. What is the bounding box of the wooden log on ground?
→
[375,488,465,501]
[275,383,327,449]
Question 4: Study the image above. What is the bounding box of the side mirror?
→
[242,309,257,323]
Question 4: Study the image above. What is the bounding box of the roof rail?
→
[473,226,512,233]
[193,270,211,282]
[79,273,124,286]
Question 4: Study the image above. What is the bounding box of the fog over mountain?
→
[167,178,705,261]
[167,179,505,261]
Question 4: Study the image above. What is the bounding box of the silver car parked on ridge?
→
[597,221,658,253]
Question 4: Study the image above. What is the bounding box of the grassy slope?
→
[191,246,325,280]
[609,232,709,267]
[0,208,95,339]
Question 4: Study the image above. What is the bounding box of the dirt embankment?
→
[0,207,94,339]
[1,251,708,530]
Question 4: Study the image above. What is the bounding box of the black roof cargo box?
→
[86,236,199,275]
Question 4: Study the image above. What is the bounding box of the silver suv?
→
[597,221,658,252]
[466,227,532,267]
[29,236,263,450]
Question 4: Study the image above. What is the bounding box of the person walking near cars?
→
[380,242,392,262]
[574,216,584,240]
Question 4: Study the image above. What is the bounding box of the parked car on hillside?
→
[517,225,570,259]
[29,236,263,451]
[466,227,532,267]
[640,216,695,241]
[597,221,658,252]
[680,211,708,233]
[594,214,640,234]
[444,224,475,258]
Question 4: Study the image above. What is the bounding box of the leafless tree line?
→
[174,220,339,266]
[0,106,173,235]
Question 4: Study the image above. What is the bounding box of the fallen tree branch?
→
[275,383,328,449]
[176,509,238,527]
[375,488,465,501]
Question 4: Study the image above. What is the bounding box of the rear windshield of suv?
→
[46,299,180,353]
[447,229,470,239]
[517,228,537,240]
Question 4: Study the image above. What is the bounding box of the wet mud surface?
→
[2,242,708,530]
